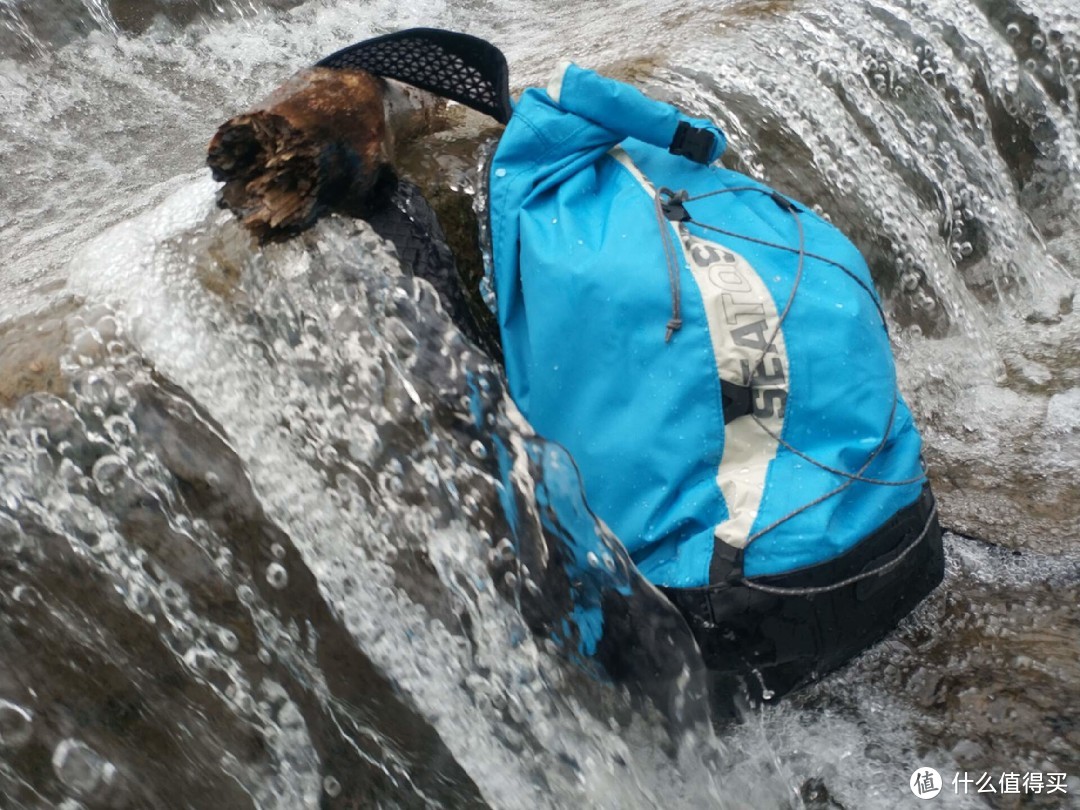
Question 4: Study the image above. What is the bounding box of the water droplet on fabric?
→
[494,168,507,178]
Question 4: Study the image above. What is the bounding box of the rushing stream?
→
[1,0,1078,807]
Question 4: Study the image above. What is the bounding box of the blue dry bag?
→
[487,62,928,589]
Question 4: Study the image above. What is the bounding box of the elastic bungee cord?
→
[739,502,938,597]
[654,184,935,594]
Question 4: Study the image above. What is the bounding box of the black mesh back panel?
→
[317,28,512,124]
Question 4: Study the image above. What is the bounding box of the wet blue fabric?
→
[487,64,925,587]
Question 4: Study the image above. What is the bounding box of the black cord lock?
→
[659,187,691,222]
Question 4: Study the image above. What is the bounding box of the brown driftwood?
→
[207,67,393,242]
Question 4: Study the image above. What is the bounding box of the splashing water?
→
[1,0,1078,807]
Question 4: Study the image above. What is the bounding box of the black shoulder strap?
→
[316,28,513,124]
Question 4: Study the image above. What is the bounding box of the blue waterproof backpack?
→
[317,31,944,695]
[486,61,931,589]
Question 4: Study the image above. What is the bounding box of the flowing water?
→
[1,0,1078,807]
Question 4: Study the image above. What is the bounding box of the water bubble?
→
[72,329,105,363]
[236,584,256,605]
[183,646,215,671]
[258,648,273,665]
[52,738,115,799]
[87,530,119,553]
[469,440,488,459]
[1031,34,1045,50]
[161,581,185,607]
[270,543,286,561]
[266,563,288,589]
[1006,22,1021,39]
[11,585,40,605]
[1023,58,1037,72]
[380,471,404,496]
[422,466,439,488]
[218,629,240,653]
[0,700,34,748]
[0,513,24,553]
[93,315,118,342]
[91,455,127,494]
[128,586,152,613]
[103,415,135,445]
[586,551,600,568]
[323,776,342,798]
[493,537,515,563]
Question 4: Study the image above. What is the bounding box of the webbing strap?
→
[317,28,513,124]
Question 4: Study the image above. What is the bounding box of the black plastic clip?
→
[669,121,716,165]
[708,539,745,588]
[720,379,754,424]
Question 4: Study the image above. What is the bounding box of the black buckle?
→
[669,121,716,164]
